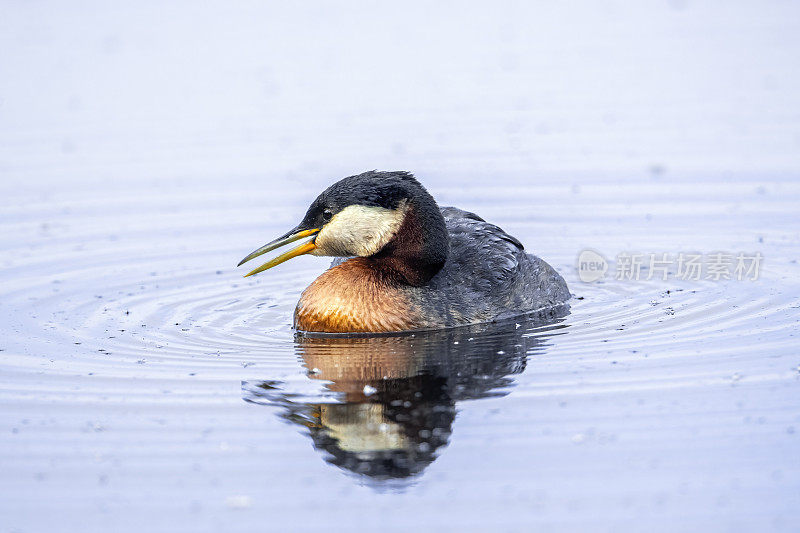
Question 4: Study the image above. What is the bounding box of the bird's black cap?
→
[297,170,433,230]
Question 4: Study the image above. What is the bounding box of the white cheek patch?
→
[313,201,408,257]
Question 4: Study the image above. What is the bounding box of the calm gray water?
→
[2,2,800,532]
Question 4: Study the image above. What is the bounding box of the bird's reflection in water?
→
[244,306,568,482]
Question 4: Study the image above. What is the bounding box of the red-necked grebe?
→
[237,171,570,333]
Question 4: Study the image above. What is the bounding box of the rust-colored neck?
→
[294,258,424,333]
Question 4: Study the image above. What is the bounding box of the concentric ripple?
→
[1,177,799,390]
[1,174,799,529]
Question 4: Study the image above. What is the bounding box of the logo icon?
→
[577,249,608,283]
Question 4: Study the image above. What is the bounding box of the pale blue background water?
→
[1,2,799,532]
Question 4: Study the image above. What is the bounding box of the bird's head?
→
[238,171,445,277]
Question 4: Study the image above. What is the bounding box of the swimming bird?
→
[237,171,569,333]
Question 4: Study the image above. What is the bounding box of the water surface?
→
[2,2,800,532]
[2,172,798,532]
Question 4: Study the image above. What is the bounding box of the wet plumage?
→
[403,207,570,327]
[238,171,570,333]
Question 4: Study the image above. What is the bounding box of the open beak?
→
[237,228,320,277]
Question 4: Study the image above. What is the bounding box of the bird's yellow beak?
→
[237,228,320,277]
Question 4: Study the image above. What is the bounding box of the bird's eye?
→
[322,209,333,221]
